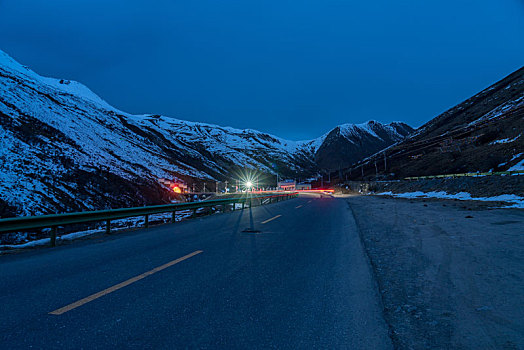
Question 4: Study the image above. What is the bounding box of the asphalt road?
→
[0,194,392,349]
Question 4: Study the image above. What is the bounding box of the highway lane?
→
[0,194,392,349]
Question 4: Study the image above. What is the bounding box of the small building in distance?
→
[296,183,312,190]
[159,178,188,193]
[277,180,296,191]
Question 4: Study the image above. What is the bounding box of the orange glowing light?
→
[173,186,182,193]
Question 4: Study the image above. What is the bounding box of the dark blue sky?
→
[1,0,523,140]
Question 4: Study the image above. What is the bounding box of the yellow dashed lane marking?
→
[261,215,282,224]
[49,250,203,315]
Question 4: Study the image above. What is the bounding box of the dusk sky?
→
[1,0,523,140]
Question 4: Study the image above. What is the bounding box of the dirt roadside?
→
[348,195,523,349]
[340,175,524,199]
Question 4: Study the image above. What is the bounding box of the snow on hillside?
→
[377,191,524,209]
[0,49,411,215]
[0,50,114,110]
[468,95,524,127]
[301,120,411,153]
[345,65,524,180]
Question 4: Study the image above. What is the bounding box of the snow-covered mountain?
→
[0,50,411,216]
[311,121,413,170]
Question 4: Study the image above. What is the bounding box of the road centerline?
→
[261,215,282,224]
[295,205,303,209]
[49,250,203,315]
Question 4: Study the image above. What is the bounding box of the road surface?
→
[0,194,392,349]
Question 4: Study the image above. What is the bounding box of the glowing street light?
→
[246,181,253,188]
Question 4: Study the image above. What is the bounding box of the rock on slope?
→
[346,66,524,179]
[0,50,411,216]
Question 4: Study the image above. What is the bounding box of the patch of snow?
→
[376,191,524,208]
[511,153,523,161]
[468,94,524,127]
[489,135,520,145]
[0,211,194,251]
[508,159,524,171]
[339,121,381,140]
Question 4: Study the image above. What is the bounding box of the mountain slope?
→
[0,50,411,216]
[312,121,413,170]
[344,66,524,180]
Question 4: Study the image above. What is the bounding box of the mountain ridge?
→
[343,66,524,180]
[0,49,412,215]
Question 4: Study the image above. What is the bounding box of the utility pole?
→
[225,180,228,193]
[374,161,378,177]
[203,182,206,192]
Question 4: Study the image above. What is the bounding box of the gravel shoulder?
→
[348,195,524,349]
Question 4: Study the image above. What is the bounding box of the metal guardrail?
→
[405,170,524,181]
[0,192,298,247]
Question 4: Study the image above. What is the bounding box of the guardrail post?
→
[106,220,111,234]
[171,211,176,223]
[50,226,57,247]
[145,214,149,228]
